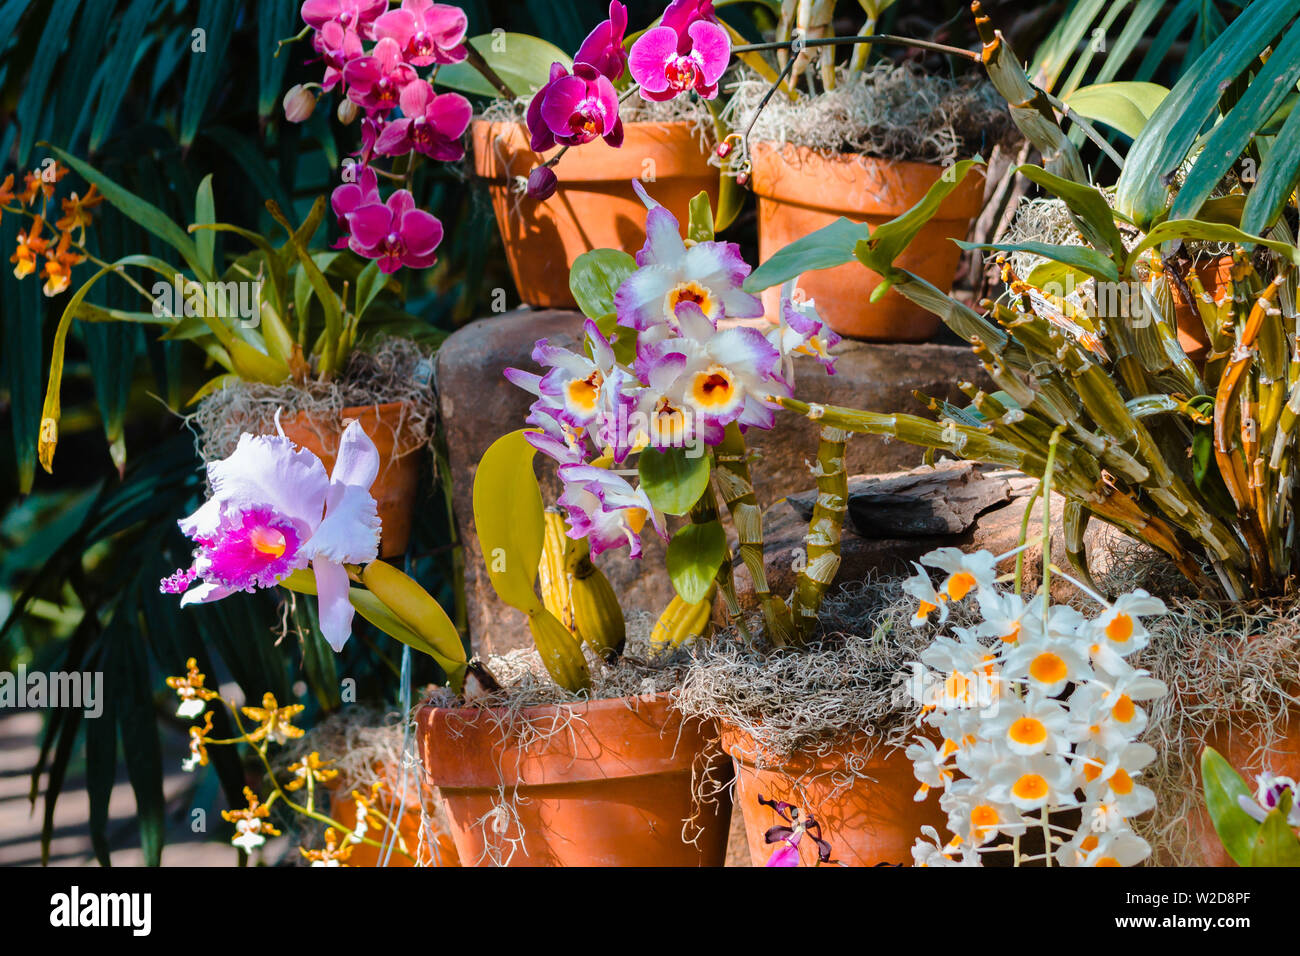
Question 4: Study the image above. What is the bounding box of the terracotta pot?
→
[723,723,944,866]
[418,693,731,866]
[1189,713,1300,866]
[1167,255,1234,366]
[472,120,717,308]
[326,766,459,867]
[279,400,422,558]
[750,143,986,342]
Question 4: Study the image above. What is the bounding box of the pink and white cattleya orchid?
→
[161,421,381,652]
[614,182,762,340]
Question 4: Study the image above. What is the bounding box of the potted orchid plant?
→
[154,415,473,864]
[410,178,848,866]
[21,143,443,557]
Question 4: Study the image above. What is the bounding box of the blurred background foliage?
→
[0,0,1242,863]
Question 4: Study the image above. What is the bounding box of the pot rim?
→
[418,691,720,789]
[748,141,986,218]
[471,119,715,184]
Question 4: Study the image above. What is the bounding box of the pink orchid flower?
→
[329,164,381,248]
[347,189,444,273]
[526,62,624,152]
[574,1,629,81]
[301,0,387,35]
[629,0,729,101]
[374,81,472,161]
[313,20,365,92]
[343,36,419,114]
[161,421,381,652]
[372,0,468,66]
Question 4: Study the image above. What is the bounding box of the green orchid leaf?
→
[1063,81,1168,140]
[1015,164,1126,263]
[45,145,208,280]
[473,429,546,616]
[667,520,727,604]
[745,217,870,293]
[955,241,1120,283]
[855,160,984,275]
[1201,746,1261,867]
[1249,808,1300,866]
[638,445,710,515]
[434,33,571,98]
[570,248,636,321]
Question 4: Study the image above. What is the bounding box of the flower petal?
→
[313,559,355,652]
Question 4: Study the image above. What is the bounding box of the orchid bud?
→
[337,97,360,125]
[526,165,559,202]
[736,171,750,187]
[282,84,317,123]
[716,141,732,159]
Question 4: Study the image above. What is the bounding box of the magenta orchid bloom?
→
[344,36,419,114]
[372,0,468,66]
[161,421,381,652]
[614,181,762,340]
[375,81,472,160]
[526,62,624,152]
[628,0,729,101]
[330,164,381,248]
[574,1,629,81]
[300,0,387,35]
[347,189,444,273]
[314,20,365,92]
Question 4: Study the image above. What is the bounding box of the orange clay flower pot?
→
[723,723,945,866]
[1189,714,1300,866]
[279,400,423,558]
[750,143,986,342]
[1166,255,1234,367]
[472,120,717,309]
[326,767,459,867]
[418,693,732,866]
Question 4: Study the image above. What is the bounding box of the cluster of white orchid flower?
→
[901,546,1169,867]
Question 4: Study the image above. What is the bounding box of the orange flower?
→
[0,174,14,225]
[40,231,84,297]
[55,184,102,240]
[17,172,43,206]
[11,218,50,280]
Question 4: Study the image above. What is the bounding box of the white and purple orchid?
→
[557,464,666,559]
[613,182,762,341]
[161,420,381,652]
[637,301,789,440]
[768,280,840,385]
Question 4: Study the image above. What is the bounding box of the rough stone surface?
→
[438,308,988,656]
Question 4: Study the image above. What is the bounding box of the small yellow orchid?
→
[165,658,220,719]
[241,692,306,745]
